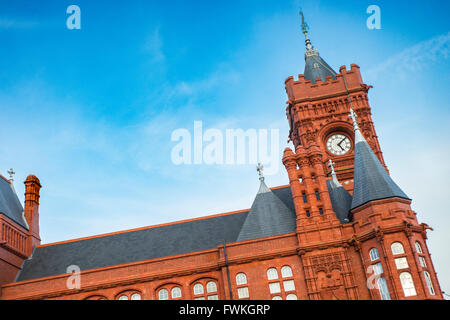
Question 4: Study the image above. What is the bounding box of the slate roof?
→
[326,178,352,223]
[236,181,297,242]
[16,181,356,282]
[351,137,410,210]
[0,176,28,230]
[16,185,298,282]
[304,52,337,84]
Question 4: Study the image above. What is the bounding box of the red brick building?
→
[0,14,443,300]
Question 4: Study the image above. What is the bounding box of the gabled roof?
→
[0,176,28,230]
[236,181,297,242]
[351,127,410,210]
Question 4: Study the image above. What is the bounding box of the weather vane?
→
[299,10,309,35]
[7,168,15,182]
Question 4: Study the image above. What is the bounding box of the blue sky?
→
[1,0,449,295]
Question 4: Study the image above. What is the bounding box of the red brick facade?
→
[0,62,444,300]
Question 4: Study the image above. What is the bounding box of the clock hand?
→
[338,138,346,151]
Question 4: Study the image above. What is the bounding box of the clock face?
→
[326,134,351,156]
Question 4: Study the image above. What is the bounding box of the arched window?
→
[130,293,141,300]
[193,280,219,300]
[424,271,435,295]
[117,291,142,300]
[272,295,282,300]
[391,242,405,255]
[286,293,298,300]
[236,273,247,285]
[377,277,391,300]
[267,268,278,280]
[399,272,417,297]
[193,283,204,295]
[171,287,182,299]
[415,241,423,253]
[158,289,169,300]
[206,281,217,293]
[235,273,249,299]
[281,266,293,278]
[369,248,380,261]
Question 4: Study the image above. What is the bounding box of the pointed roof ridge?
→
[326,160,352,223]
[349,109,410,210]
[0,174,28,230]
[299,11,337,83]
[236,171,296,242]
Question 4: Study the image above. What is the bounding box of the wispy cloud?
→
[367,31,450,80]
[143,27,165,63]
[0,17,38,29]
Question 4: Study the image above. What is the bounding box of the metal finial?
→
[256,163,264,181]
[299,10,316,54]
[349,108,360,131]
[7,168,15,182]
[328,160,341,186]
[328,160,336,175]
[299,10,309,36]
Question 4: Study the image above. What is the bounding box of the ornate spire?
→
[350,109,410,210]
[299,11,337,83]
[327,160,341,187]
[348,108,364,143]
[299,10,314,54]
[256,163,270,194]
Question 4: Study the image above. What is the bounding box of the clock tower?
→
[285,12,386,191]
[281,12,443,300]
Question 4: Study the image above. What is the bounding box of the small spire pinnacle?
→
[256,163,264,181]
[349,108,364,143]
[328,160,341,186]
[299,10,318,57]
[7,168,15,182]
[256,163,270,194]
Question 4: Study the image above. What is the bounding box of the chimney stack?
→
[24,175,41,254]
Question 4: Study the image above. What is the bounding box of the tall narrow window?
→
[315,191,321,201]
[369,248,380,261]
[306,210,310,217]
[415,241,423,253]
[377,277,391,300]
[419,256,427,268]
[399,272,417,297]
[391,242,405,255]
[302,192,307,203]
[373,262,383,275]
[319,208,323,215]
[424,271,435,295]
[236,273,249,299]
